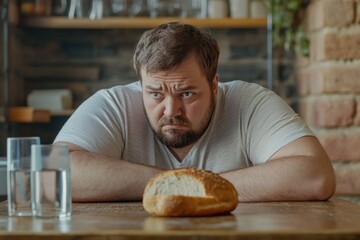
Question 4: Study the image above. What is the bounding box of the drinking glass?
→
[7,136,41,216]
[31,144,72,218]
[52,0,69,16]
[181,0,206,18]
[130,0,149,17]
[110,0,130,16]
[148,0,182,17]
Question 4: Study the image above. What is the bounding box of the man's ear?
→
[212,74,219,96]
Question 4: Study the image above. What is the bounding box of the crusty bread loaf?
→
[143,168,238,217]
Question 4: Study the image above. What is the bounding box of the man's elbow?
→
[313,171,336,201]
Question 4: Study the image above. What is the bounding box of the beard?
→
[146,93,216,149]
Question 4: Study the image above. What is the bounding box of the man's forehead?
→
[144,81,195,90]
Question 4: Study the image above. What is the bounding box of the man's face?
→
[141,55,218,149]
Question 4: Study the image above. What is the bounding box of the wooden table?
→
[1,198,360,239]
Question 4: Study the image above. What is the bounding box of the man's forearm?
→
[220,156,336,202]
[69,150,161,202]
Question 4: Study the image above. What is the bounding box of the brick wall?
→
[297,0,360,203]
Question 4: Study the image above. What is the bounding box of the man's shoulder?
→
[86,81,142,108]
[219,80,267,97]
[95,81,142,99]
[106,81,142,93]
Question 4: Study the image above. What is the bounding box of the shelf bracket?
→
[1,0,9,132]
[266,12,273,90]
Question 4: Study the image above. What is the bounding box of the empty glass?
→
[148,0,182,17]
[110,0,130,16]
[52,0,69,16]
[89,0,104,20]
[181,0,206,18]
[130,0,150,17]
[68,0,99,19]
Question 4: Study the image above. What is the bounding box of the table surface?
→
[1,198,360,240]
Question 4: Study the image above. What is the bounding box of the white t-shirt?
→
[54,80,314,173]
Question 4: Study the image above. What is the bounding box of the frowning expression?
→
[141,54,218,149]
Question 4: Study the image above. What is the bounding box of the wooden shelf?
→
[50,109,75,116]
[20,17,267,29]
[6,107,74,123]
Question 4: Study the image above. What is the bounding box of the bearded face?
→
[141,55,218,149]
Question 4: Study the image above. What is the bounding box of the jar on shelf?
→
[207,0,228,19]
[20,0,49,16]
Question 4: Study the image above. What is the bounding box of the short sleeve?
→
[242,87,314,165]
[54,89,124,158]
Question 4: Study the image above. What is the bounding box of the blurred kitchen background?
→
[1,0,360,203]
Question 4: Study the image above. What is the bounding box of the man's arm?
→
[55,142,161,202]
[220,136,336,202]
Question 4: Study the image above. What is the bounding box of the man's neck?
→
[169,144,194,163]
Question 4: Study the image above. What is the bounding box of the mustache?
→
[158,117,188,127]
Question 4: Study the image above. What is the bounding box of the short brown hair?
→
[133,22,219,83]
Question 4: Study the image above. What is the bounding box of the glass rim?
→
[7,136,40,140]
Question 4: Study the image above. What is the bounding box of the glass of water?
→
[7,136,41,217]
[31,144,71,218]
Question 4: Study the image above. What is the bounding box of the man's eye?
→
[151,92,162,99]
[182,92,193,98]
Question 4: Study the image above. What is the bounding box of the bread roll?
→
[143,168,238,217]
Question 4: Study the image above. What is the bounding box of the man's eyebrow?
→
[175,85,197,91]
[144,84,198,91]
[145,85,162,91]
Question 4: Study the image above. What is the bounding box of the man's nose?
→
[163,97,182,117]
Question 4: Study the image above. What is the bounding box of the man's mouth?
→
[159,117,188,130]
[162,124,188,130]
